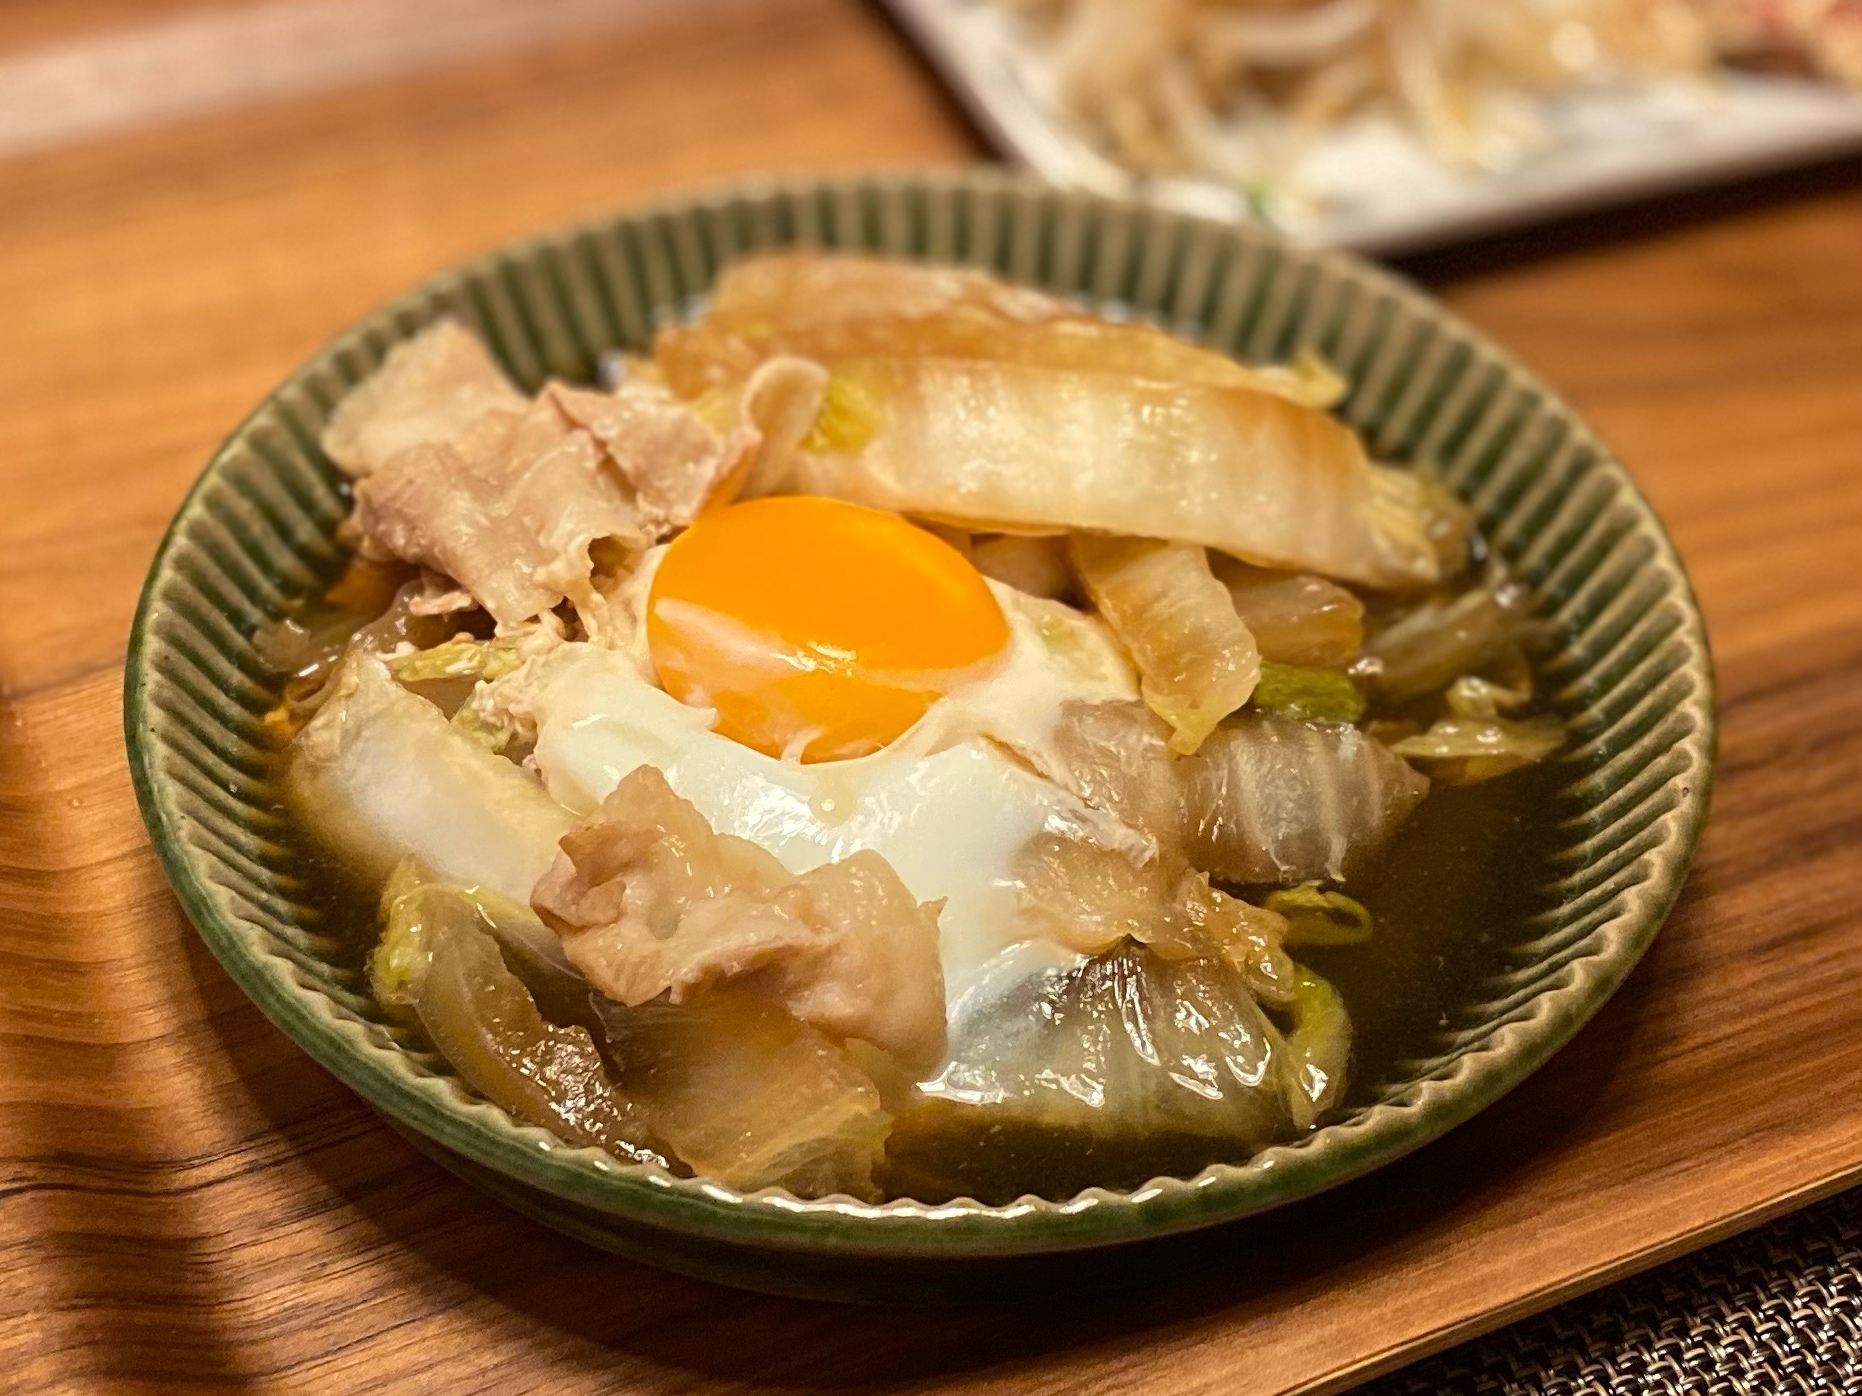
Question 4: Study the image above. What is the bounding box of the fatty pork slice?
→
[347,395,645,627]
[321,320,526,478]
[1181,714,1430,885]
[533,766,948,1076]
[544,356,826,534]
[326,319,828,627]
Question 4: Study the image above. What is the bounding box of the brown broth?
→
[877,764,1565,1203]
[279,749,1565,1205]
[268,597,1569,1207]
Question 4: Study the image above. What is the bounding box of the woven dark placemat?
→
[1357,1186,1862,1395]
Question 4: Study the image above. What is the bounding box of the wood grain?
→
[0,0,727,160]
[1,2,1860,1392]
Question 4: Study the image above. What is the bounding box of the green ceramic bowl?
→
[125,171,1714,1300]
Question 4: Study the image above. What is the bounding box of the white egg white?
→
[290,566,1146,1043]
[498,582,1141,1005]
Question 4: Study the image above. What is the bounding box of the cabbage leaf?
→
[1264,883,1374,945]
[1390,675,1563,784]
[1071,535,1261,754]
[1250,662,1367,723]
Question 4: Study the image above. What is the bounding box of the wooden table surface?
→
[3,2,1860,1392]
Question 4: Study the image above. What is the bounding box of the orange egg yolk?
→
[647,497,1011,762]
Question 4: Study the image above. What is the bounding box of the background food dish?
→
[126,171,1712,1298]
[884,0,1862,250]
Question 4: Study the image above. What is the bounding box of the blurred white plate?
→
[885,0,1862,254]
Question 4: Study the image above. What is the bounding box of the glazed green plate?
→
[124,170,1714,1300]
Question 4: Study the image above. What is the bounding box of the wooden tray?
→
[2,1,1860,1391]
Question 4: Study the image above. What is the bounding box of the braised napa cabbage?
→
[1250,662,1368,724]
[1049,698,1187,857]
[1391,675,1563,784]
[1182,714,1431,884]
[1264,884,1375,946]
[371,866,664,1165]
[288,652,571,901]
[663,254,1447,589]
[1047,699,1426,890]
[658,250,1347,406]
[371,861,890,1198]
[594,990,892,1201]
[1213,558,1365,668]
[775,357,1441,590]
[1070,534,1261,755]
[1366,573,1535,701]
[926,938,1348,1144]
